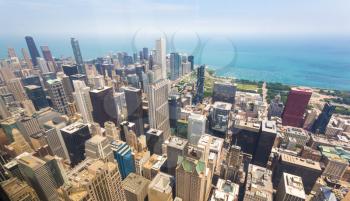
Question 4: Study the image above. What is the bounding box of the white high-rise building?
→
[72,80,93,123]
[37,57,50,73]
[104,121,120,142]
[148,79,171,140]
[47,79,71,115]
[188,113,206,144]
[85,135,114,161]
[155,38,167,79]
[275,173,306,201]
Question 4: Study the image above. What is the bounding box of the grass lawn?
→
[236,83,258,91]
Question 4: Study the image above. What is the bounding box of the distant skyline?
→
[1,0,350,36]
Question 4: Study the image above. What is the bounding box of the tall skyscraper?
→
[6,78,27,102]
[194,65,205,104]
[60,122,91,166]
[232,119,261,156]
[104,121,120,142]
[122,173,151,201]
[90,86,119,126]
[312,102,335,134]
[188,55,194,71]
[0,177,40,201]
[72,80,93,123]
[62,159,125,201]
[17,154,60,201]
[7,48,17,58]
[148,79,171,139]
[24,36,40,66]
[155,38,167,79]
[282,88,312,127]
[168,93,181,129]
[143,47,149,60]
[47,79,71,115]
[253,120,277,167]
[167,137,188,176]
[123,86,144,136]
[212,82,237,103]
[187,113,206,144]
[111,141,136,179]
[21,48,33,69]
[40,46,54,62]
[24,85,49,110]
[145,128,164,155]
[70,38,85,74]
[275,173,306,201]
[85,135,114,161]
[170,52,181,80]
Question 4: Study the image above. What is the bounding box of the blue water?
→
[1,34,350,90]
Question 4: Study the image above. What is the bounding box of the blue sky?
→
[0,0,350,36]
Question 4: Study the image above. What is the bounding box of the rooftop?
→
[281,153,322,171]
[168,136,188,149]
[245,164,273,201]
[148,172,172,193]
[60,122,88,134]
[143,154,167,170]
[122,173,150,194]
[213,101,232,110]
[283,173,306,199]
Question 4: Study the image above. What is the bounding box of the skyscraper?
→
[170,52,181,80]
[148,172,173,201]
[187,113,206,144]
[7,48,17,58]
[90,86,119,126]
[143,47,149,60]
[70,38,85,74]
[85,135,114,161]
[212,82,237,103]
[24,85,49,110]
[188,55,194,71]
[282,88,312,127]
[123,86,144,136]
[312,102,335,134]
[21,48,33,69]
[60,122,91,166]
[46,79,71,115]
[122,173,151,201]
[62,159,125,201]
[167,137,188,176]
[155,38,167,79]
[148,79,171,139]
[104,121,120,142]
[253,120,277,167]
[111,141,136,179]
[194,65,205,104]
[168,93,181,129]
[40,46,54,62]
[17,154,60,201]
[0,177,40,201]
[275,173,306,201]
[24,36,40,66]
[72,80,93,123]
[6,78,27,102]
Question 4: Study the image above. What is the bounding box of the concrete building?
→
[210,101,232,134]
[148,172,173,201]
[244,164,273,201]
[143,154,167,180]
[61,159,125,201]
[272,153,322,194]
[6,78,27,102]
[134,150,151,176]
[254,120,277,167]
[148,79,171,139]
[5,129,33,156]
[232,119,261,156]
[166,136,188,176]
[47,79,71,115]
[104,121,120,142]
[146,128,164,155]
[198,134,224,173]
[275,173,306,201]
[283,126,310,146]
[187,113,206,144]
[85,135,114,161]
[220,145,243,181]
[123,173,151,201]
[0,177,40,201]
[320,146,349,180]
[17,154,60,201]
[72,80,93,123]
[210,179,239,201]
[155,38,167,80]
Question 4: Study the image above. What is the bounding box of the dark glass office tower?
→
[253,120,277,167]
[312,102,336,134]
[62,65,79,77]
[90,86,119,126]
[70,38,85,74]
[123,87,144,136]
[194,65,205,104]
[24,36,40,66]
[170,52,181,80]
[22,75,42,87]
[24,85,49,110]
[232,120,261,156]
[60,122,91,167]
[143,47,149,60]
[168,93,181,129]
[188,55,194,71]
[40,46,54,62]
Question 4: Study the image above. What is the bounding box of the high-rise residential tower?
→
[47,79,71,115]
[72,80,93,123]
[194,65,205,104]
[155,38,167,79]
[70,38,85,74]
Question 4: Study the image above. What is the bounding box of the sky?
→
[0,0,350,37]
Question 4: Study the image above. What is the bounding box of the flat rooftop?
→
[213,101,232,110]
[148,172,172,193]
[168,136,188,149]
[280,153,322,171]
[283,172,306,199]
[122,173,150,194]
[61,122,88,134]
